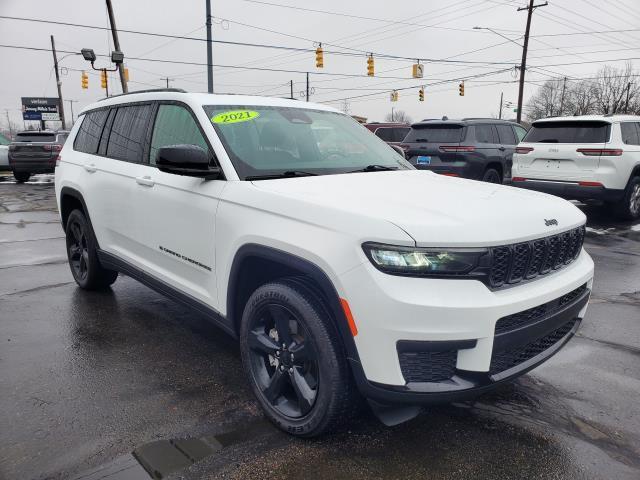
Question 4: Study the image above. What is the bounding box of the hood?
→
[251,170,586,247]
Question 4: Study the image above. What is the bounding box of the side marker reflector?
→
[340,298,358,337]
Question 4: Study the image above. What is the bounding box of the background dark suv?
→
[400,118,528,183]
[8,131,69,183]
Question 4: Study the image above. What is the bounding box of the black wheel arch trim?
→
[59,187,100,248]
[227,243,366,379]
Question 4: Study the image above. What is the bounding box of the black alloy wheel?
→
[247,302,319,418]
[67,218,90,282]
[482,168,502,184]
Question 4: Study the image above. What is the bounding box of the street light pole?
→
[499,92,503,119]
[50,35,66,130]
[66,100,78,125]
[206,0,214,93]
[105,0,128,93]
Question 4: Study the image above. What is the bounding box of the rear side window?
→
[106,104,153,163]
[404,125,464,143]
[74,110,109,154]
[620,122,640,145]
[149,104,211,165]
[524,121,611,143]
[496,125,516,145]
[394,127,410,142]
[475,125,496,144]
[374,127,393,142]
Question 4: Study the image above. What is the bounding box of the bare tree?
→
[384,110,412,123]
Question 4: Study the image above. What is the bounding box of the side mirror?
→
[156,144,221,179]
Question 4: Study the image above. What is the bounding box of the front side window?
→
[106,104,153,163]
[524,121,611,143]
[74,110,109,154]
[203,105,411,179]
[150,105,211,165]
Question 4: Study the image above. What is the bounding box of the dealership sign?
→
[21,97,60,121]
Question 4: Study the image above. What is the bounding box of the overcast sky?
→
[1,0,639,128]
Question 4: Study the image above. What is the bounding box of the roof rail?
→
[97,88,187,102]
[460,117,500,121]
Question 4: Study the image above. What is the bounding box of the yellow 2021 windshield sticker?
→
[211,110,260,124]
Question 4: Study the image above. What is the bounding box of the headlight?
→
[362,243,488,276]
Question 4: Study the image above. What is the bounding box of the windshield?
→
[203,105,412,179]
[524,121,610,143]
[404,124,465,143]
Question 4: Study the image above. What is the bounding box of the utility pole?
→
[105,0,128,93]
[625,82,632,113]
[4,109,13,138]
[65,100,78,125]
[161,77,172,88]
[559,77,567,116]
[50,35,66,130]
[290,80,294,100]
[206,0,214,93]
[499,91,503,119]
[306,72,309,102]
[516,0,547,124]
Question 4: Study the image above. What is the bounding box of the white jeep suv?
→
[55,90,594,437]
[512,115,640,219]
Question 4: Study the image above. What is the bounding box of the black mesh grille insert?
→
[398,350,457,383]
[489,226,585,288]
[490,319,577,375]
[494,283,587,335]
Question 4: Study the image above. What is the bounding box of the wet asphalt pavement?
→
[1,174,639,480]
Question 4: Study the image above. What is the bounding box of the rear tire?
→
[482,168,502,184]
[65,209,118,290]
[609,176,640,221]
[13,172,30,183]
[240,279,360,437]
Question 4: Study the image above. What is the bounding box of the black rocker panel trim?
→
[97,249,235,337]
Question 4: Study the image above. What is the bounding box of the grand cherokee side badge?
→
[545,218,558,226]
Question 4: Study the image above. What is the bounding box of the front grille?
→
[490,318,577,375]
[489,226,585,288]
[495,283,587,335]
[398,350,457,383]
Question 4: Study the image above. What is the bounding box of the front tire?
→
[65,209,118,290]
[609,176,640,221]
[13,172,30,183]
[240,279,359,437]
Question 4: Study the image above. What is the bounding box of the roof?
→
[533,114,640,123]
[79,91,342,116]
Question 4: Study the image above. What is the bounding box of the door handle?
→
[498,146,506,151]
[135,175,155,187]
[84,163,97,173]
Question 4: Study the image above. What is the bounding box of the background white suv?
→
[55,90,594,437]
[512,115,640,220]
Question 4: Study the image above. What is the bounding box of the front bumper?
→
[339,250,594,404]
[512,178,624,203]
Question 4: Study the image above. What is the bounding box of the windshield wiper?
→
[245,170,319,180]
[347,164,399,173]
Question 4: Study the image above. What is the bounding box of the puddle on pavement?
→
[72,419,275,480]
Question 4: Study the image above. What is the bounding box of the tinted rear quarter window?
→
[374,128,393,142]
[393,127,410,142]
[404,125,464,143]
[620,122,640,145]
[74,110,109,154]
[524,121,611,143]
[106,104,153,163]
[514,125,528,142]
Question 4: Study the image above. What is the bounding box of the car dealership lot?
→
[1,175,639,480]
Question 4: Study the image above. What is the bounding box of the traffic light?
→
[390,90,398,102]
[315,45,323,68]
[101,70,107,89]
[419,87,424,102]
[81,71,88,89]
[367,54,374,76]
[124,67,130,82]
[458,81,465,96]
